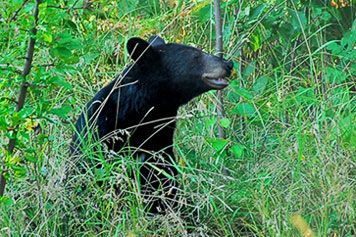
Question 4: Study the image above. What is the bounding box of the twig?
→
[0,97,18,105]
[38,62,56,68]
[68,0,81,11]
[8,0,30,22]
[0,64,22,75]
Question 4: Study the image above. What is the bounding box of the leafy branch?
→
[0,0,42,197]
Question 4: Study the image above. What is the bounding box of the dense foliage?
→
[0,0,355,235]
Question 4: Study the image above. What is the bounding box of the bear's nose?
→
[225,60,234,70]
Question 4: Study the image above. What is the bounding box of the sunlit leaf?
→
[206,137,229,152]
[13,165,27,178]
[230,144,245,158]
[219,118,231,128]
[0,196,14,207]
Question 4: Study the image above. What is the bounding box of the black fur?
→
[71,36,233,213]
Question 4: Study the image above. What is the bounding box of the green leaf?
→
[242,61,255,78]
[0,116,9,131]
[296,86,315,104]
[37,134,48,144]
[57,31,73,45]
[252,76,268,95]
[24,154,37,163]
[24,3,35,13]
[53,47,72,59]
[206,137,229,152]
[230,144,245,158]
[67,39,82,50]
[65,56,80,64]
[0,196,14,207]
[250,4,266,20]
[342,31,356,47]
[352,18,356,31]
[51,76,73,90]
[10,112,24,125]
[205,117,217,128]
[232,62,240,71]
[84,53,100,64]
[43,32,53,43]
[250,30,262,52]
[219,118,231,128]
[243,6,250,17]
[49,106,72,119]
[13,165,27,178]
[192,1,210,22]
[63,19,77,30]
[232,103,256,117]
[234,88,254,100]
[327,42,342,55]
[291,10,306,32]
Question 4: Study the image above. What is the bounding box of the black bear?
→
[71,36,233,213]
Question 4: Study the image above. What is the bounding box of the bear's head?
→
[126,36,234,106]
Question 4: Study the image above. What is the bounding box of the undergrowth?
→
[1,0,355,236]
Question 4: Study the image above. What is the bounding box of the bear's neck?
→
[108,78,177,119]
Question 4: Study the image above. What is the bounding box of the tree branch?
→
[213,0,226,139]
[0,64,22,75]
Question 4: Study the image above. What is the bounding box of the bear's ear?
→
[127,37,155,61]
[148,36,165,47]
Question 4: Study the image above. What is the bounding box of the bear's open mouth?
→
[202,76,229,89]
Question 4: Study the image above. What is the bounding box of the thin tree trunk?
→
[0,0,42,197]
[213,0,226,139]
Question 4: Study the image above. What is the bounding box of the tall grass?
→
[1,1,355,236]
